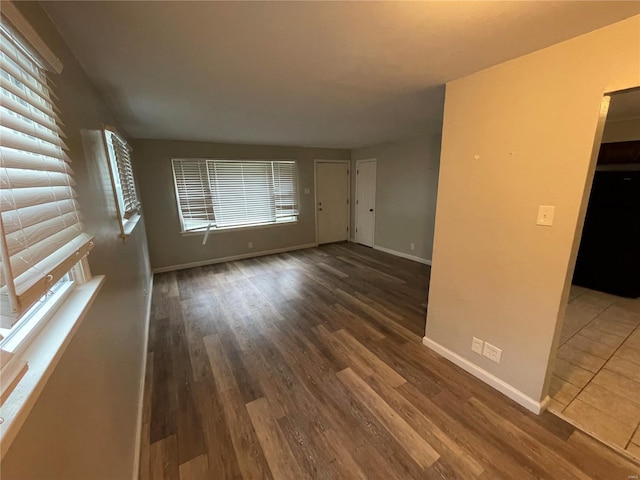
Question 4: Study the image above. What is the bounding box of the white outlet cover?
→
[536,205,555,226]
[482,342,502,363]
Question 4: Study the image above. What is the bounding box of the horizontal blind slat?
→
[0,24,93,326]
[1,107,68,149]
[0,146,71,173]
[2,198,78,234]
[1,89,61,134]
[8,222,84,281]
[0,185,75,211]
[0,125,67,159]
[6,210,80,257]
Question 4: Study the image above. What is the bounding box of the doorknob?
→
[369,209,374,212]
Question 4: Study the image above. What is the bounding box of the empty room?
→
[0,1,639,479]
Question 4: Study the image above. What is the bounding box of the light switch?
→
[304,187,311,195]
[537,205,555,226]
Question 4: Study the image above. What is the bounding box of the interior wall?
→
[602,117,640,142]
[425,15,640,407]
[350,130,443,262]
[132,139,349,270]
[2,3,152,480]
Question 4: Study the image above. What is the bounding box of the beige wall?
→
[2,3,152,479]
[602,117,640,142]
[132,139,349,270]
[351,130,442,262]
[425,15,640,406]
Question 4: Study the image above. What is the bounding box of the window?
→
[172,159,299,232]
[0,22,94,331]
[102,126,141,237]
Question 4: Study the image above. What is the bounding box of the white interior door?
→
[316,162,349,244]
[356,159,376,247]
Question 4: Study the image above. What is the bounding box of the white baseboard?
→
[132,275,154,480]
[422,336,549,414]
[373,245,432,266]
[153,243,318,273]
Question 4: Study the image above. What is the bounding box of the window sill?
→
[180,219,298,237]
[0,276,105,457]
[121,213,141,239]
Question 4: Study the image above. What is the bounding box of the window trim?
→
[0,275,105,456]
[0,7,103,455]
[101,125,142,239]
[171,157,300,234]
[179,217,298,236]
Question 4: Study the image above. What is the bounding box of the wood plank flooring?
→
[139,243,640,479]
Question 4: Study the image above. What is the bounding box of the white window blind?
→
[0,24,94,327]
[103,127,141,236]
[171,159,299,232]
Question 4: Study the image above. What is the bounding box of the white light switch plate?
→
[537,205,555,226]
[471,337,483,355]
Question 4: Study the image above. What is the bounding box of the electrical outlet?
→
[410,243,415,251]
[536,205,555,226]
[471,337,483,354]
[248,242,253,249]
[482,342,502,363]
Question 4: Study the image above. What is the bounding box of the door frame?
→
[355,158,377,247]
[314,159,351,245]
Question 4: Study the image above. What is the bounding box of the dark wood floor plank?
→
[140,243,640,479]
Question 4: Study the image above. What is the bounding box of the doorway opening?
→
[355,158,376,247]
[549,88,640,461]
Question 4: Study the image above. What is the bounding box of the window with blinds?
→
[103,127,141,237]
[172,159,299,232]
[0,23,94,328]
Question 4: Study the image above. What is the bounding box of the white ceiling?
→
[43,1,640,148]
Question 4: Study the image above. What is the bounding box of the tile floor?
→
[549,285,640,461]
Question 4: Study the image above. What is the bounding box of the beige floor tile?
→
[605,356,640,383]
[623,328,640,350]
[592,369,640,406]
[613,343,640,366]
[563,399,635,449]
[577,325,627,348]
[612,297,640,314]
[564,333,619,359]
[577,383,640,426]
[547,397,567,414]
[626,442,640,460]
[557,344,608,373]
[569,285,588,301]
[604,304,640,324]
[632,427,640,445]
[576,290,618,310]
[549,376,581,405]
[589,316,637,338]
[561,298,609,340]
[553,357,594,388]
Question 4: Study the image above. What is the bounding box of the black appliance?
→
[573,170,640,298]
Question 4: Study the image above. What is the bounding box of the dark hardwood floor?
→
[139,243,640,479]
